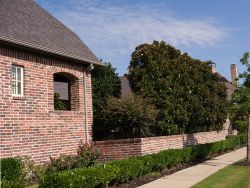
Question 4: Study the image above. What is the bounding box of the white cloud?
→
[39,0,229,73]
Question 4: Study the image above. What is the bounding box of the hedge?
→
[39,134,247,188]
[0,157,25,188]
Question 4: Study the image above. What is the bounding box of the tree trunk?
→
[247,115,250,164]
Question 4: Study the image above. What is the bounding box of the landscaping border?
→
[39,134,247,188]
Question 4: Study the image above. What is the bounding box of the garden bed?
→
[114,145,246,188]
[1,134,246,188]
[39,134,247,188]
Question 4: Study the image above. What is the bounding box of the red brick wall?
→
[140,129,228,155]
[94,122,230,161]
[93,138,142,161]
[0,46,93,164]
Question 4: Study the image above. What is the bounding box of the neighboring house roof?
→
[216,73,230,82]
[120,76,132,98]
[215,73,236,101]
[0,0,100,65]
[224,82,235,101]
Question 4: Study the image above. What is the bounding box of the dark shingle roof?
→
[216,73,230,82]
[0,0,100,65]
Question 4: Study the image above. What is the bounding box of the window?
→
[12,65,24,96]
[53,72,79,111]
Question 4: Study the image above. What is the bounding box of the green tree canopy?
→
[231,51,250,164]
[128,41,228,134]
[92,62,121,139]
[240,52,250,88]
[232,52,250,115]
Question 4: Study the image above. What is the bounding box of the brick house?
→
[0,0,101,163]
[211,63,238,101]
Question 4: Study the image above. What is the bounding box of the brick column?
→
[230,64,238,86]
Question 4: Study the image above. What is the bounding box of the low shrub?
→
[46,155,78,173]
[100,95,159,139]
[0,157,25,188]
[76,143,100,167]
[46,143,100,173]
[40,134,247,188]
[0,180,25,188]
[22,157,47,186]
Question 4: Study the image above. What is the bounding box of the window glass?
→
[54,81,69,100]
[12,65,23,96]
[12,81,16,95]
[12,66,16,80]
[17,82,22,94]
[17,67,21,81]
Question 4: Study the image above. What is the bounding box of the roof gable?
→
[0,0,100,64]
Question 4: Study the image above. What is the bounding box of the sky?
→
[36,0,250,80]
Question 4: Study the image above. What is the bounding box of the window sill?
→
[12,96,26,100]
[52,110,82,115]
[54,110,80,113]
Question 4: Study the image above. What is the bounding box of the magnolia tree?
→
[231,52,250,164]
[128,41,228,135]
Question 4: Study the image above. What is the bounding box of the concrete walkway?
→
[139,147,246,188]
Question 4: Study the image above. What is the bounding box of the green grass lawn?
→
[192,161,250,188]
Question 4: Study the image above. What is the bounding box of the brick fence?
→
[93,121,233,161]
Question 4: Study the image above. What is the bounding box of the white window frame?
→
[12,65,24,97]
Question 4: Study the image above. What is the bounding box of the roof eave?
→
[0,35,102,66]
